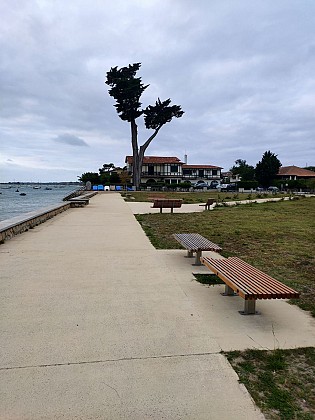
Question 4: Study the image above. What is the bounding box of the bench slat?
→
[173,233,222,252]
[207,260,291,299]
[214,259,283,298]
[152,199,182,208]
[201,256,299,300]
[151,199,182,213]
[226,258,298,298]
[225,258,299,298]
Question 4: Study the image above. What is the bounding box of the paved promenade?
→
[1,193,314,419]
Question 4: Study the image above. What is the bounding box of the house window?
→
[148,165,154,175]
[212,169,217,176]
[170,165,178,173]
[198,169,204,177]
[183,169,192,175]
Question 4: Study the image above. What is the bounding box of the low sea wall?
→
[0,203,71,244]
[0,191,99,244]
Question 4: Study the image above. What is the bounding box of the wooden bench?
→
[173,233,222,265]
[151,199,182,213]
[201,256,300,314]
[199,198,216,210]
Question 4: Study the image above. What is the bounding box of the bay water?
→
[0,184,81,222]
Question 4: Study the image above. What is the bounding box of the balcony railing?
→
[182,175,221,180]
[141,172,181,177]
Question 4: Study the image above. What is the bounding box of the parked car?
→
[267,186,279,192]
[209,180,221,189]
[219,183,237,191]
[218,183,229,191]
[256,187,264,192]
[193,181,210,189]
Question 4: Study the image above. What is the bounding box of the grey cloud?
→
[53,134,89,147]
[1,0,315,182]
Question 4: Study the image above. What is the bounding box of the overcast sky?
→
[1,0,315,182]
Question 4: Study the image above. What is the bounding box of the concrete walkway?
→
[1,193,314,419]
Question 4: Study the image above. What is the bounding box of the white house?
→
[125,155,222,185]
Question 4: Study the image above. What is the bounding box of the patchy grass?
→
[193,273,224,285]
[122,190,283,204]
[136,197,315,316]
[226,347,315,419]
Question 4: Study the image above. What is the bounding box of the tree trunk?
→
[131,121,161,190]
[131,120,140,189]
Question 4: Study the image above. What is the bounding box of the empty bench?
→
[151,199,182,213]
[173,233,222,265]
[201,256,300,314]
[68,195,90,207]
[199,198,216,210]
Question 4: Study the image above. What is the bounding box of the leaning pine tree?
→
[105,63,184,189]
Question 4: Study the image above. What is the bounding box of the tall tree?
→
[105,63,184,189]
[230,159,255,181]
[255,151,282,187]
[99,163,115,174]
[78,172,100,184]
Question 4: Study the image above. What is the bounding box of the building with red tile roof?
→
[125,156,182,165]
[125,156,222,185]
[277,165,315,180]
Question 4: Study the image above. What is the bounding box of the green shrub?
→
[238,180,258,189]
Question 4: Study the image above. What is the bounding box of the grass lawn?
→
[122,190,283,204]
[135,196,315,316]
[226,347,315,419]
[134,195,315,419]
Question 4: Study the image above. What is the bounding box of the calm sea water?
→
[0,184,81,222]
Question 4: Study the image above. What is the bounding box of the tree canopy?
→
[78,164,123,185]
[106,63,147,121]
[255,151,282,187]
[105,63,184,189]
[230,159,255,181]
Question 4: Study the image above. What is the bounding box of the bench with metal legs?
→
[201,256,299,314]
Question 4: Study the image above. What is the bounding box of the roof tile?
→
[278,166,315,177]
[126,156,182,164]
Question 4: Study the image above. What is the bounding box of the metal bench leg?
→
[241,300,257,315]
[187,250,194,258]
[224,284,235,296]
[159,207,163,213]
[194,250,202,265]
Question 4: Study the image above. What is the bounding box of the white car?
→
[267,186,279,192]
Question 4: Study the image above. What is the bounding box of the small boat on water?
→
[45,187,52,190]
[20,193,26,196]
[15,189,19,192]
[33,186,41,189]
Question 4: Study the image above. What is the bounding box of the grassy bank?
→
[136,197,315,316]
[135,196,315,418]
[226,347,315,419]
[122,190,284,204]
